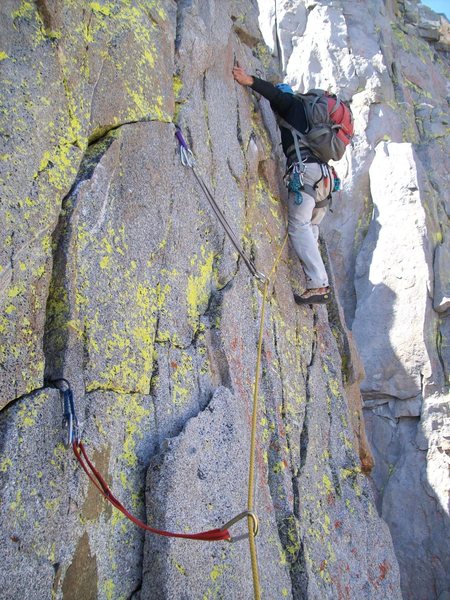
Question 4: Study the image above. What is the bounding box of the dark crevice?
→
[84,387,147,396]
[323,239,354,386]
[203,287,234,391]
[362,391,419,403]
[232,25,260,49]
[128,582,142,600]
[0,385,48,419]
[298,401,309,471]
[328,449,342,498]
[436,319,449,386]
[34,0,53,31]
[88,117,170,147]
[274,0,283,71]
[175,0,193,52]
[267,316,308,598]
[43,132,118,384]
[299,312,318,472]
[235,100,244,147]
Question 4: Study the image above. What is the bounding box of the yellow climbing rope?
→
[247,233,289,600]
[175,123,291,598]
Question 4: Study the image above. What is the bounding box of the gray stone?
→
[417,4,442,40]
[8,0,450,598]
[434,240,450,313]
[353,142,434,400]
[0,0,175,409]
[142,387,292,600]
[0,387,155,600]
[255,2,450,599]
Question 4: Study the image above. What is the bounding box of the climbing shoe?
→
[294,287,331,305]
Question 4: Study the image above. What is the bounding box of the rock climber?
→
[232,65,335,305]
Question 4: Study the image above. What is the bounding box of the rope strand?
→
[247,233,289,599]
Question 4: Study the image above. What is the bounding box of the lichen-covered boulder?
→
[0,1,414,599]
[257,1,450,598]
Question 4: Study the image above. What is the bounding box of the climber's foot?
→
[294,287,331,305]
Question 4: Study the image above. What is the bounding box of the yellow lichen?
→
[186,247,215,330]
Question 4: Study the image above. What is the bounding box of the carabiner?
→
[51,379,79,448]
[255,271,269,285]
[62,386,79,447]
[180,145,195,168]
[221,510,259,543]
[175,126,195,168]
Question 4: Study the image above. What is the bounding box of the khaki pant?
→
[287,162,332,289]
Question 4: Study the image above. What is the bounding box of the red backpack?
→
[280,89,354,163]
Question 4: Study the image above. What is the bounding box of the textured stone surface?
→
[142,387,291,600]
[4,0,449,599]
[258,1,450,598]
[364,392,450,600]
[0,0,174,408]
[353,141,434,400]
[0,387,155,600]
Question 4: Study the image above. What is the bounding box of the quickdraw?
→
[52,380,258,544]
[175,126,267,284]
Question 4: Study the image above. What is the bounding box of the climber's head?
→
[275,83,294,94]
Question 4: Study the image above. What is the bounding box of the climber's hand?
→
[232,65,254,86]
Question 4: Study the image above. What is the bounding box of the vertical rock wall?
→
[257,0,449,598]
[0,1,408,599]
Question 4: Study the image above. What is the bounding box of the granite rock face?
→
[258,0,449,598]
[4,0,445,599]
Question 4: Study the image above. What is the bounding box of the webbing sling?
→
[73,439,232,541]
[52,379,258,544]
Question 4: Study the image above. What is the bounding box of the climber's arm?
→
[232,66,297,115]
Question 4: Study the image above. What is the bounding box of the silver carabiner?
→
[255,271,269,284]
[221,510,259,543]
[180,145,195,168]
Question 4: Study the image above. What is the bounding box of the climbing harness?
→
[284,160,331,208]
[175,126,267,284]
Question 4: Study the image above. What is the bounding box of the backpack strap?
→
[278,115,334,164]
[315,197,330,208]
[277,116,308,165]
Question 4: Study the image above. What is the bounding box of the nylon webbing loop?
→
[51,380,257,544]
[72,440,232,542]
[175,126,267,284]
